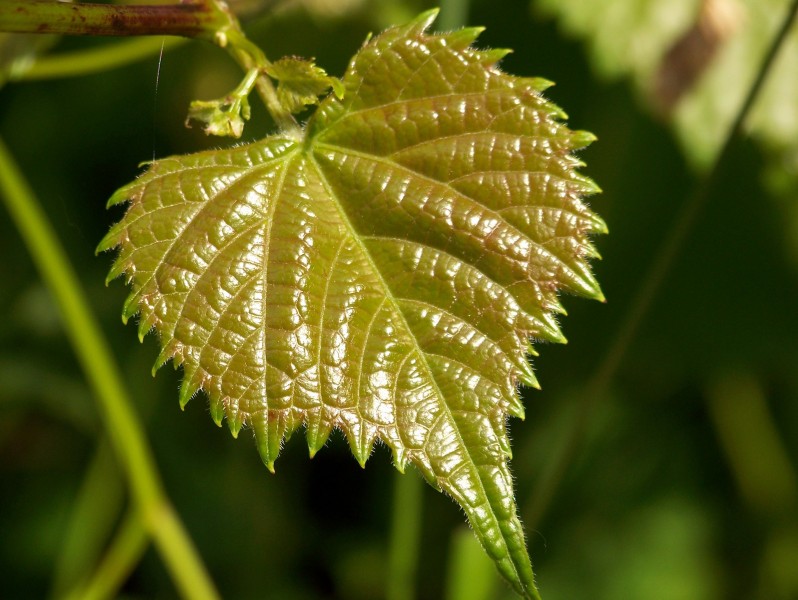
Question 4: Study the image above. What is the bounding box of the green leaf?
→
[266,56,344,114]
[185,68,258,139]
[99,10,604,598]
[185,95,250,138]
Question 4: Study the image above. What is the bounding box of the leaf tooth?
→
[564,261,605,302]
[531,77,555,92]
[120,298,140,327]
[347,426,375,469]
[416,462,441,490]
[506,392,526,420]
[251,411,282,474]
[586,210,608,234]
[105,186,134,208]
[209,396,225,427]
[496,421,513,457]
[96,228,122,256]
[571,172,603,196]
[226,405,245,439]
[137,314,154,342]
[352,444,372,469]
[570,129,598,150]
[534,312,567,345]
[104,258,128,285]
[446,26,485,48]
[283,411,303,444]
[152,341,176,376]
[392,446,408,474]
[306,412,333,458]
[517,349,537,375]
[581,240,603,260]
[542,99,568,121]
[551,297,567,316]
[479,47,513,66]
[178,376,201,410]
[408,8,440,34]
[516,359,539,392]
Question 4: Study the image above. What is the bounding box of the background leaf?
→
[99,10,603,597]
[534,0,798,167]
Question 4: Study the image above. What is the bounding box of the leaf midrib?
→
[304,146,526,588]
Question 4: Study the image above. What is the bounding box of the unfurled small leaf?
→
[99,10,604,598]
[266,56,344,114]
[186,93,251,138]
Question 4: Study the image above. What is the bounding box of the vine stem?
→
[0,0,297,131]
[524,0,798,530]
[0,137,219,600]
[0,1,221,39]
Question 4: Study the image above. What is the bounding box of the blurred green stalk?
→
[63,509,149,600]
[0,136,219,600]
[387,470,424,600]
[706,374,797,516]
[445,528,500,600]
[50,440,125,598]
[13,37,185,81]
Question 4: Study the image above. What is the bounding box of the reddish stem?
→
[0,1,223,39]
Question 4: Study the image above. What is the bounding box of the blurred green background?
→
[2,0,798,598]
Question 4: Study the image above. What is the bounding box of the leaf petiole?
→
[217,26,299,133]
[186,67,258,138]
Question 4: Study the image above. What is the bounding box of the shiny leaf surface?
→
[99,10,604,598]
[266,56,344,114]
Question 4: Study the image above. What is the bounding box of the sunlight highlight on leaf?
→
[99,10,604,598]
